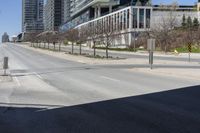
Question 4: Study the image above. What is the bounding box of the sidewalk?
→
[19,42,200,59]
[60,44,200,59]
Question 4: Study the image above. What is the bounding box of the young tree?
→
[151,2,178,52]
[182,14,186,28]
[87,21,103,57]
[57,32,64,52]
[65,29,79,54]
[50,31,59,51]
[77,26,89,55]
[187,16,193,28]
[196,27,200,50]
[101,16,120,58]
[193,18,199,28]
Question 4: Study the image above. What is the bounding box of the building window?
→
[139,8,144,28]
[146,9,151,28]
[133,8,138,28]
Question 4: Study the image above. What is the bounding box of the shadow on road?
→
[0,85,200,133]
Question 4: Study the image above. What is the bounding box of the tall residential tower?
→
[22,0,44,33]
[44,0,64,31]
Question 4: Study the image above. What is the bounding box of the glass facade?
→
[139,9,144,28]
[44,0,64,31]
[60,6,152,32]
[146,9,151,28]
[61,0,151,32]
[22,0,44,33]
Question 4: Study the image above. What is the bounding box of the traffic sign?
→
[188,43,192,53]
[147,39,156,51]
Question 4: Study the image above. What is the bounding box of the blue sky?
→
[0,0,197,38]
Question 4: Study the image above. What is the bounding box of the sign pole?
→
[189,52,191,62]
[188,43,191,62]
[3,57,9,76]
[147,39,155,70]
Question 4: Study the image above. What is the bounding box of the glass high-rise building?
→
[44,0,64,31]
[22,0,44,33]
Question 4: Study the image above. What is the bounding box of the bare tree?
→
[86,21,104,57]
[77,26,90,55]
[23,33,40,47]
[195,27,200,50]
[101,16,120,58]
[151,2,178,52]
[50,31,59,51]
[57,32,67,51]
[64,29,79,54]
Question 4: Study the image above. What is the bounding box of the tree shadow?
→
[0,85,200,133]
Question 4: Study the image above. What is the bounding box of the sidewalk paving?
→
[21,42,200,59]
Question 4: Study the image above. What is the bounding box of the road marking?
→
[13,77,21,87]
[100,76,120,82]
[33,72,43,79]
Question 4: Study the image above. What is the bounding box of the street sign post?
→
[3,57,9,75]
[188,43,192,62]
[147,39,156,69]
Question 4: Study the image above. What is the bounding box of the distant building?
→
[44,0,64,31]
[11,35,18,42]
[22,0,44,33]
[2,32,9,43]
[151,4,200,29]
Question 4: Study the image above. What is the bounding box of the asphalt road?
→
[0,43,200,133]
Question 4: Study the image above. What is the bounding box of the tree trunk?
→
[93,42,96,57]
[72,43,74,54]
[59,43,61,51]
[106,44,109,58]
[165,43,168,54]
[48,43,50,49]
[79,44,82,55]
[53,43,56,51]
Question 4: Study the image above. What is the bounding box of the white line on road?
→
[13,77,21,87]
[33,72,43,79]
[100,76,120,82]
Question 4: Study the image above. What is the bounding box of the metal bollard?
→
[3,57,9,75]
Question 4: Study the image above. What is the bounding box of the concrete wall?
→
[151,10,199,29]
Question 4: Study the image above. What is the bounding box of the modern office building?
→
[22,0,44,33]
[44,0,64,31]
[61,0,151,32]
[59,0,200,46]
[60,0,152,46]
[2,32,9,43]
